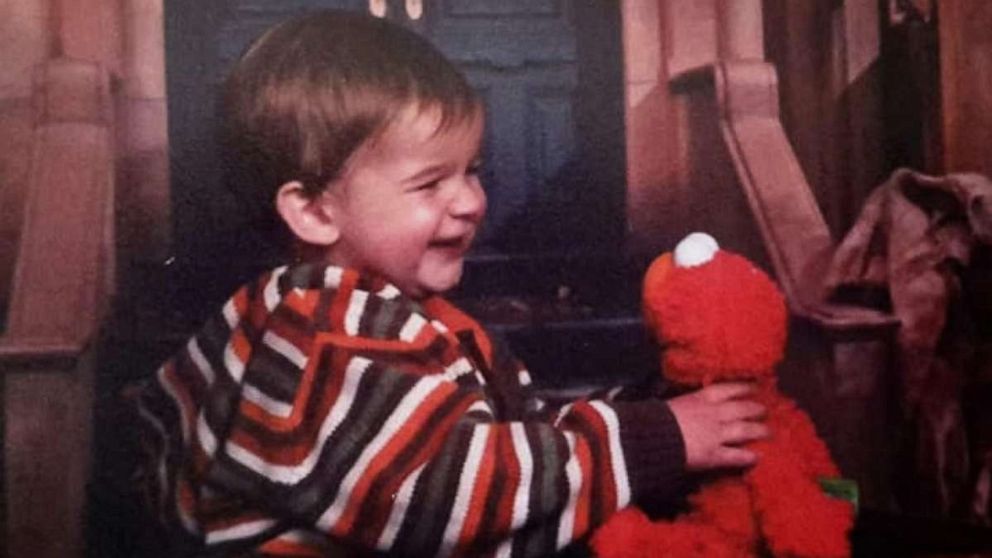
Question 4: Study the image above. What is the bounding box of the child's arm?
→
[484,333,768,473]
[204,366,685,557]
[136,358,687,556]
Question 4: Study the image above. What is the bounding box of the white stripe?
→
[443,357,474,381]
[509,423,533,530]
[590,401,631,508]
[554,403,574,426]
[226,357,371,483]
[263,266,287,311]
[377,464,426,551]
[557,433,581,550]
[223,343,246,382]
[324,266,344,288]
[439,425,490,557]
[430,319,449,333]
[196,413,219,457]
[495,539,513,558]
[276,529,319,544]
[222,298,239,329]
[134,400,172,512]
[345,290,370,335]
[317,375,447,531]
[186,337,216,386]
[398,313,427,342]
[242,384,294,418]
[205,518,277,545]
[263,330,308,369]
[156,365,191,444]
[378,284,401,299]
[517,369,533,386]
[465,399,493,417]
[174,479,200,535]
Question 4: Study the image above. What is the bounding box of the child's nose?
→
[449,177,486,222]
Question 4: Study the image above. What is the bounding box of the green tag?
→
[819,477,859,513]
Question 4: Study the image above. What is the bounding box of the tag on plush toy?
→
[819,477,859,513]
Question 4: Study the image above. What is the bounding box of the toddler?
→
[132,10,766,557]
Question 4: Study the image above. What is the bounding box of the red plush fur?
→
[591,250,854,558]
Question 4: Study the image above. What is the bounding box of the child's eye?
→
[412,180,440,192]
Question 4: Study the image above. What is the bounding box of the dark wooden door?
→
[164,0,625,306]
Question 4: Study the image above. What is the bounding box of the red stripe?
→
[333,380,459,533]
[283,288,319,320]
[489,427,520,541]
[456,426,498,549]
[256,537,326,557]
[571,434,594,539]
[228,346,351,465]
[572,402,617,514]
[360,393,481,546]
[313,330,441,354]
[328,270,358,329]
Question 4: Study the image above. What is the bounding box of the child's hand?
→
[668,382,768,471]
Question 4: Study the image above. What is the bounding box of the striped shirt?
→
[131,263,686,556]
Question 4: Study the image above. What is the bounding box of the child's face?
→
[321,104,486,298]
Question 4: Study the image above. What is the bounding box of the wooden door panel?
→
[466,67,577,247]
[442,0,560,17]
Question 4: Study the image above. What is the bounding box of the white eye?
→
[673,232,719,268]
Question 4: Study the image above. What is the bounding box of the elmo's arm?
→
[747,401,854,558]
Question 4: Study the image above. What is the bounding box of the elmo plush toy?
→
[590,233,854,558]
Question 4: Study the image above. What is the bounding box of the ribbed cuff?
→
[614,398,688,509]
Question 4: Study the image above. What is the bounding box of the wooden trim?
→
[1,57,115,558]
[714,60,897,333]
[2,59,114,351]
[664,0,717,78]
[716,0,763,60]
[938,0,960,173]
[937,0,992,177]
[0,338,85,369]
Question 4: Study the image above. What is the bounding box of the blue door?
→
[165,0,626,309]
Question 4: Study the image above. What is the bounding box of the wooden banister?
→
[714,60,898,334]
[0,57,116,558]
[1,58,115,354]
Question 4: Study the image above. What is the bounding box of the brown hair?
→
[220,10,480,236]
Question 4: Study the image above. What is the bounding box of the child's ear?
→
[275,181,341,246]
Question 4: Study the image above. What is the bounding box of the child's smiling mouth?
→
[429,234,471,250]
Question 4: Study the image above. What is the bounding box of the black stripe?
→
[353,387,476,546]
[468,428,510,555]
[524,423,566,557]
[290,363,419,516]
[396,421,476,554]
[242,346,303,402]
[358,294,384,338]
[313,287,336,332]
